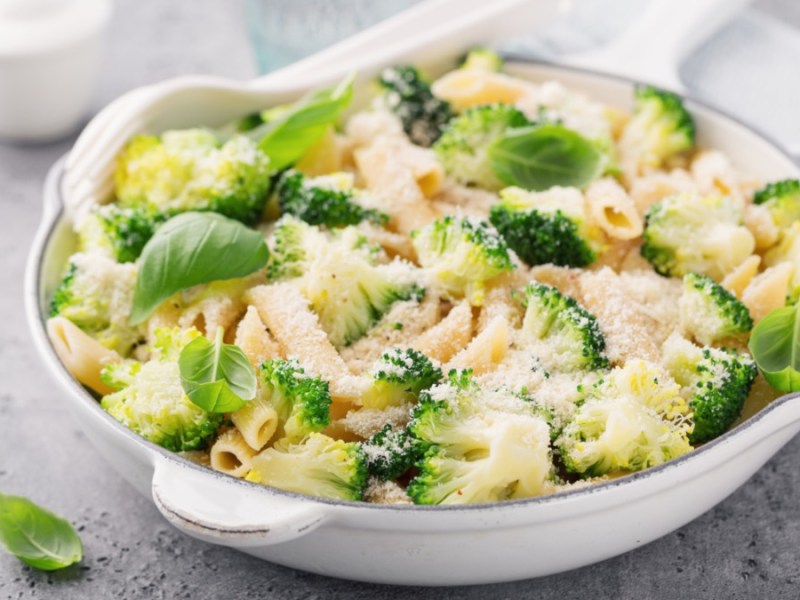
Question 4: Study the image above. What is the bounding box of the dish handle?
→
[561,0,753,92]
[151,455,328,547]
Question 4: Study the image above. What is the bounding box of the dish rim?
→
[27,55,800,514]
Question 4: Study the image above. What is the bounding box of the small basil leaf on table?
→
[130,212,269,325]
[257,73,354,172]
[748,303,800,392]
[179,327,257,413]
[488,124,602,191]
[0,493,82,571]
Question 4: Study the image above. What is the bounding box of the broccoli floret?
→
[76,204,164,263]
[378,65,453,147]
[269,216,422,346]
[753,179,800,230]
[361,424,419,481]
[641,192,755,280]
[361,347,443,409]
[276,170,388,228]
[662,334,757,444]
[49,253,142,356]
[518,282,608,372]
[433,104,531,191]
[557,359,693,476]
[115,129,272,224]
[412,215,513,306]
[460,47,503,72]
[620,85,696,169]
[247,433,368,501]
[259,358,331,442]
[489,186,602,268]
[99,327,222,451]
[679,273,753,345]
[407,371,553,505]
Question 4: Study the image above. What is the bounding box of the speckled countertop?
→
[2,1,800,598]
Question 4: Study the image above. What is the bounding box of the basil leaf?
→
[748,303,800,392]
[131,212,269,324]
[0,494,82,571]
[488,124,602,191]
[179,328,256,413]
[257,74,354,171]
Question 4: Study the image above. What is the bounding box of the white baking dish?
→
[24,51,800,587]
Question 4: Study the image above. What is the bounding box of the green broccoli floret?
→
[259,358,331,442]
[641,192,755,280]
[489,186,602,268]
[518,282,608,372]
[115,129,272,224]
[662,334,757,444]
[276,170,388,228]
[620,85,696,169]
[378,65,453,147]
[248,433,368,501]
[100,327,222,451]
[76,204,164,263]
[433,104,531,191]
[361,424,419,481]
[412,215,513,306]
[49,253,142,355]
[557,359,693,476]
[679,273,753,345]
[753,179,800,229]
[407,371,553,505]
[460,47,503,72]
[269,216,422,346]
[361,347,443,409]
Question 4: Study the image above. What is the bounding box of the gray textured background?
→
[2,1,800,598]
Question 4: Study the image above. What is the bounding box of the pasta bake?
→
[47,49,796,505]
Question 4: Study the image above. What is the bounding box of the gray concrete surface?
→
[2,1,800,598]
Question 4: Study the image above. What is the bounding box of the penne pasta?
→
[431,70,529,111]
[742,262,793,323]
[234,305,281,368]
[399,143,444,198]
[295,126,344,177]
[585,178,643,241]
[354,136,439,234]
[47,317,121,395]
[744,203,780,251]
[245,283,363,402]
[721,255,761,299]
[209,428,257,478]
[231,392,279,452]
[446,316,510,375]
[629,169,696,215]
[691,150,745,208]
[410,301,474,363]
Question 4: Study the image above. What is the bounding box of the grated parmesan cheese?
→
[340,404,413,439]
[364,479,413,505]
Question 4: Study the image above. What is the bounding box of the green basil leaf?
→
[179,328,257,413]
[748,303,800,392]
[131,212,269,324]
[0,494,82,571]
[488,124,602,191]
[257,74,354,171]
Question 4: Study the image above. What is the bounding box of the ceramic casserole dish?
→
[24,5,800,587]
